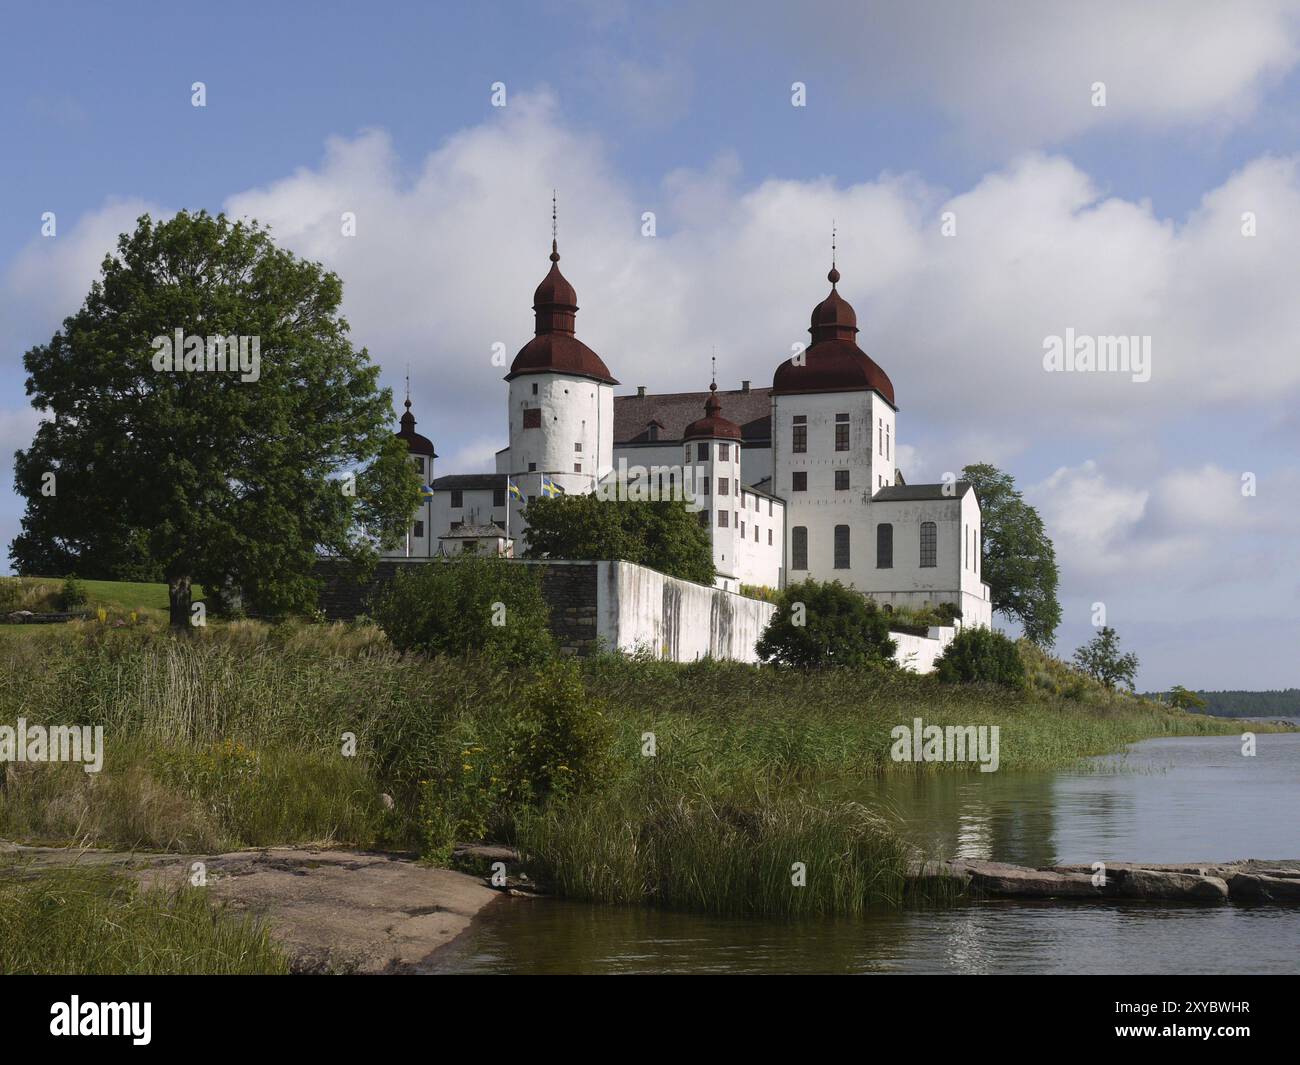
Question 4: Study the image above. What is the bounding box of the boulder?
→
[955,859,1102,898]
[1228,873,1300,903]
[1116,868,1229,901]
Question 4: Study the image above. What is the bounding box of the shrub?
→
[372,555,554,666]
[59,575,88,611]
[506,658,614,803]
[756,579,896,670]
[934,626,1026,688]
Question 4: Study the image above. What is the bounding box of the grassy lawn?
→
[0,576,203,629]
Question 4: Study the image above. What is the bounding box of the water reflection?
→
[429,733,1300,974]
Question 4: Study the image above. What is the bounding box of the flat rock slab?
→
[2,842,498,974]
[952,859,1103,898]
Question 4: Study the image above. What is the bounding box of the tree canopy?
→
[962,463,1061,646]
[522,494,715,586]
[11,210,419,625]
[1072,626,1140,691]
[756,579,896,670]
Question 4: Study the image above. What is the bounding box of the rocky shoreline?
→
[910,857,1300,902]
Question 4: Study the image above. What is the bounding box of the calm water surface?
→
[431,731,1300,974]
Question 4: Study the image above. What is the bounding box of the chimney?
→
[637,385,646,398]
[741,380,751,393]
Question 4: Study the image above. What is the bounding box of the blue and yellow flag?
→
[508,479,526,502]
[420,484,435,500]
[540,475,565,498]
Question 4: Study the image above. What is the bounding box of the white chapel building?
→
[385,237,992,628]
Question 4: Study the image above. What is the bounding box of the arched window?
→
[876,523,893,568]
[792,526,808,570]
[920,521,937,568]
[834,525,850,569]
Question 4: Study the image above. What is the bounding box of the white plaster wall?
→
[733,488,784,589]
[890,624,958,673]
[773,390,895,586]
[595,560,776,663]
[865,497,963,597]
[507,372,614,496]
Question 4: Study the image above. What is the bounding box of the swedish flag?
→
[540,475,565,498]
[420,484,435,500]
[508,479,526,502]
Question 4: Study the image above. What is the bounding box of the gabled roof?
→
[431,473,507,491]
[615,385,772,444]
[873,481,974,503]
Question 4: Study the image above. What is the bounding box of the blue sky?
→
[4,0,1300,689]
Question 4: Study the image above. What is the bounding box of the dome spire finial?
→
[550,189,559,262]
[828,221,840,285]
[404,363,411,412]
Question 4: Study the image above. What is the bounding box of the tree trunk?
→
[168,575,192,629]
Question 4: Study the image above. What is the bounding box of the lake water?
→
[430,731,1300,974]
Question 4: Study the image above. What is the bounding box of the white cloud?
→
[739,0,1300,148]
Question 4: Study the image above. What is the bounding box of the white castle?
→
[386,235,992,628]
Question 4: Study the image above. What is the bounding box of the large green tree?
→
[962,463,1061,646]
[522,494,716,586]
[12,210,419,626]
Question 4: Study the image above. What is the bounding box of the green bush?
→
[934,626,1026,688]
[756,579,896,670]
[371,555,554,666]
[59,574,88,611]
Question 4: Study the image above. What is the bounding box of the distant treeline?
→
[1147,689,1300,718]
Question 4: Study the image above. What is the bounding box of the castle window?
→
[754,525,759,542]
[791,526,808,570]
[834,525,850,569]
[720,443,730,461]
[413,521,424,538]
[493,487,505,507]
[877,523,893,568]
[699,510,709,528]
[718,477,729,496]
[768,499,773,516]
[835,414,849,452]
[414,457,423,474]
[686,446,692,463]
[522,408,541,429]
[740,521,745,537]
[702,475,710,496]
[878,418,883,451]
[528,463,536,472]
[574,463,582,473]
[920,521,937,568]
[718,510,729,528]
[451,490,463,508]
[835,469,849,491]
[768,528,773,545]
[792,471,807,492]
[792,421,807,453]
[532,383,538,395]
[575,442,582,452]
[697,442,708,461]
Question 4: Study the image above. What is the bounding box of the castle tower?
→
[388,392,437,558]
[771,254,897,585]
[504,226,618,516]
[683,381,743,591]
